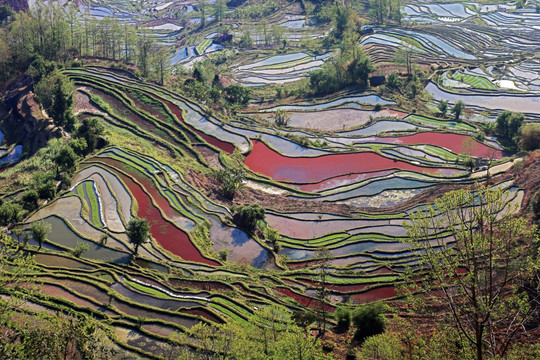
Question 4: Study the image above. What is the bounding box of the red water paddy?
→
[373,132,503,159]
[276,287,335,313]
[161,97,235,154]
[100,162,219,266]
[245,140,459,183]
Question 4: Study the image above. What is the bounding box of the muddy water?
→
[425,81,540,114]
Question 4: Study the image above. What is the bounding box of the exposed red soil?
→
[349,286,397,304]
[244,140,461,184]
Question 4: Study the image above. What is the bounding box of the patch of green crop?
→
[85,181,103,227]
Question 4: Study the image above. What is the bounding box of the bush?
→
[0,202,22,226]
[335,306,351,333]
[37,180,56,200]
[218,249,228,261]
[215,168,245,200]
[72,242,89,258]
[352,301,389,343]
[233,204,265,232]
[519,124,540,151]
[22,190,39,211]
[359,332,404,360]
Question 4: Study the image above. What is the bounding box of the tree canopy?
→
[126,217,150,256]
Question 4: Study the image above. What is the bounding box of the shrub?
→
[233,204,265,232]
[218,249,228,261]
[72,242,89,258]
[352,301,389,343]
[22,190,39,211]
[519,124,540,151]
[215,168,245,200]
[274,109,289,127]
[0,202,22,226]
[335,306,351,333]
[359,332,404,360]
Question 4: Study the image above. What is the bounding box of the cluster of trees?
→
[0,115,105,225]
[181,64,252,110]
[367,0,403,24]
[403,185,539,360]
[0,230,118,359]
[310,48,374,95]
[162,305,329,360]
[0,1,168,83]
[233,203,265,232]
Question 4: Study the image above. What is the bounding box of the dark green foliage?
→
[462,155,476,172]
[274,109,290,127]
[335,306,351,333]
[233,203,265,232]
[310,49,374,95]
[386,72,399,89]
[69,138,88,156]
[451,100,465,120]
[37,180,56,200]
[496,110,525,147]
[532,192,540,224]
[126,217,150,255]
[352,301,388,343]
[0,202,22,226]
[438,100,448,115]
[224,85,252,106]
[218,249,228,261]
[29,220,52,250]
[34,73,75,130]
[519,124,540,151]
[0,5,13,23]
[54,146,78,175]
[72,242,89,258]
[292,309,317,329]
[216,168,245,200]
[27,56,56,82]
[21,190,39,212]
[193,66,205,83]
[76,117,105,154]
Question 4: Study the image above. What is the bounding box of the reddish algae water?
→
[245,140,460,183]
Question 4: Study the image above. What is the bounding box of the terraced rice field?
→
[23,65,527,357]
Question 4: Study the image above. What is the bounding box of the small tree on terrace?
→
[438,100,448,116]
[216,167,245,200]
[233,203,264,232]
[451,100,466,120]
[314,246,333,338]
[403,185,537,360]
[273,109,289,127]
[126,217,150,256]
[30,220,52,251]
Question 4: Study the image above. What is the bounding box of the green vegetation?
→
[452,71,497,90]
[216,167,245,200]
[29,220,52,251]
[233,203,265,232]
[404,185,537,360]
[352,301,389,343]
[126,217,150,256]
